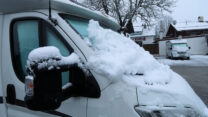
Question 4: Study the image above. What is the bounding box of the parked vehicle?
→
[166,39,191,59]
[0,0,207,117]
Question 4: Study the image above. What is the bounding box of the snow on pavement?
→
[157,55,208,66]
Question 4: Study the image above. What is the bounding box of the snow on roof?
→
[130,28,155,38]
[142,28,155,36]
[134,26,143,32]
[172,21,208,31]
[169,39,187,44]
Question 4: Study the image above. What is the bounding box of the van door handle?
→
[6,84,16,104]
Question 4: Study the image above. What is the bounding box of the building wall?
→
[143,36,154,45]
[159,37,208,56]
[187,37,208,55]
[159,41,166,56]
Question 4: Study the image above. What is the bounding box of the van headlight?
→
[134,105,200,117]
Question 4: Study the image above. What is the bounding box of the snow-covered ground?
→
[157,55,208,66]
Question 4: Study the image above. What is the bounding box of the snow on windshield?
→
[85,20,208,116]
[86,20,171,85]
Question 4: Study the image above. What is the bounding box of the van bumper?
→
[135,105,200,117]
[172,52,190,59]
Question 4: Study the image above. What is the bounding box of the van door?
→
[0,73,7,117]
[0,65,7,117]
[0,14,7,117]
[1,12,87,117]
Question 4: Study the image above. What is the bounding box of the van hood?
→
[132,72,208,117]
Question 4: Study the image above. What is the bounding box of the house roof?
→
[172,21,208,31]
[133,26,143,32]
[130,26,156,39]
[142,29,155,36]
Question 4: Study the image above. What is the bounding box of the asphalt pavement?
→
[171,66,208,106]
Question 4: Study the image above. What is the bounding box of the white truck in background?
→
[0,0,207,117]
[166,39,191,59]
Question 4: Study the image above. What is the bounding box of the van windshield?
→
[172,43,187,47]
[60,14,113,39]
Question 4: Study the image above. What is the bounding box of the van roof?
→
[0,0,120,31]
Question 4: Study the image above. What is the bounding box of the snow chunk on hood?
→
[86,20,171,85]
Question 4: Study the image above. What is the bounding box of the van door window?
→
[42,22,71,85]
[11,19,73,85]
[11,20,39,81]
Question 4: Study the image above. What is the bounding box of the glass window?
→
[63,16,89,38]
[11,19,73,85]
[43,23,71,86]
[12,20,39,81]
[173,43,188,47]
[60,14,117,46]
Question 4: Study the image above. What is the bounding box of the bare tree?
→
[155,15,174,39]
[82,0,175,34]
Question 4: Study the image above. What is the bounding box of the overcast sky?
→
[171,0,208,22]
[77,0,208,24]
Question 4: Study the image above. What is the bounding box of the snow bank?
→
[158,55,208,66]
[85,20,208,116]
[27,46,80,71]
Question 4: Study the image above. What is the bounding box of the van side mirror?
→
[24,46,101,111]
[170,48,172,50]
[25,69,62,110]
[24,46,74,110]
[189,47,191,49]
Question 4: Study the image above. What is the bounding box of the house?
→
[157,18,208,56]
[129,26,158,54]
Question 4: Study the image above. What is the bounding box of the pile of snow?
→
[85,20,208,116]
[27,46,80,71]
[86,20,172,85]
[157,55,208,66]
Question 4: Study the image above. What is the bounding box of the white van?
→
[0,0,207,117]
[166,39,191,59]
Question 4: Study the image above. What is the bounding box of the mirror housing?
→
[189,47,191,49]
[170,48,172,50]
[24,46,101,111]
[25,69,62,110]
